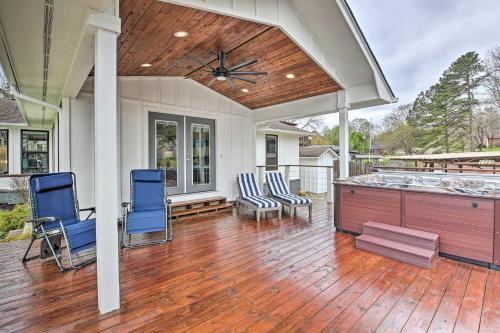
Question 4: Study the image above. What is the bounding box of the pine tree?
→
[444,51,484,151]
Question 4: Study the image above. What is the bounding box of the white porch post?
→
[59,97,71,171]
[94,21,121,314]
[338,91,350,179]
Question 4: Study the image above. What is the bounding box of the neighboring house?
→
[0,98,54,200]
[488,137,500,147]
[299,146,338,193]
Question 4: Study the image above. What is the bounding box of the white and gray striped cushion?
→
[266,172,290,195]
[274,193,312,205]
[266,172,311,205]
[243,196,280,208]
[238,173,279,208]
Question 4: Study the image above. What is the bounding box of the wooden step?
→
[363,221,439,251]
[171,202,232,218]
[356,234,438,268]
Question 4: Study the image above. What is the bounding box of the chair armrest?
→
[79,207,96,213]
[166,199,172,205]
[28,217,59,224]
[121,202,130,208]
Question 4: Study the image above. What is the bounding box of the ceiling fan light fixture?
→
[286,73,295,79]
[216,76,227,81]
[241,88,249,93]
[174,31,189,38]
[141,63,152,68]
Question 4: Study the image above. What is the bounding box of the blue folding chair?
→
[236,173,281,222]
[266,172,312,218]
[23,172,96,271]
[121,169,172,248]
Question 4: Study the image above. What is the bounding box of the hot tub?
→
[334,172,500,269]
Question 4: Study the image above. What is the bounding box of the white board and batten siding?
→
[300,151,336,194]
[68,77,256,210]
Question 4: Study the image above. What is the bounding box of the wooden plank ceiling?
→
[118,0,342,109]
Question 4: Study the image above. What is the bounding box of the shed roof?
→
[299,145,338,158]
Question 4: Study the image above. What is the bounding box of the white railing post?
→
[257,166,265,192]
[284,165,290,189]
[327,167,333,203]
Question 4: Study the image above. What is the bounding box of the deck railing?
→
[256,161,372,203]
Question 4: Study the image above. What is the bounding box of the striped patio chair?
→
[236,173,281,222]
[266,172,312,218]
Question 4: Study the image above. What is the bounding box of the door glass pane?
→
[155,120,177,187]
[192,124,210,186]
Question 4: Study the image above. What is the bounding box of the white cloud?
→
[318,0,500,129]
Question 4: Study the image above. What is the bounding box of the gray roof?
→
[0,98,25,124]
[257,121,312,135]
[300,146,337,158]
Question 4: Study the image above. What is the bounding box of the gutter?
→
[10,86,62,113]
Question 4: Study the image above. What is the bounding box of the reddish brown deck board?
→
[0,203,498,333]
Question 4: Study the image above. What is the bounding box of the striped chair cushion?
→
[273,193,312,205]
[238,173,262,198]
[266,172,290,195]
[243,196,280,208]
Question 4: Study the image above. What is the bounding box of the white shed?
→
[299,146,338,193]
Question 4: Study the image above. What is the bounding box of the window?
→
[0,130,8,174]
[21,130,49,173]
[265,134,278,171]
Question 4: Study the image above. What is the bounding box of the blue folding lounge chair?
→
[266,172,312,218]
[121,169,172,247]
[236,173,281,222]
[23,172,96,272]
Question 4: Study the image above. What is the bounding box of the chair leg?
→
[293,207,297,216]
[256,209,260,222]
[278,208,281,220]
[22,235,37,261]
[41,228,66,272]
[309,205,312,220]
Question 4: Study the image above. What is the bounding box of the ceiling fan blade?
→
[229,71,267,76]
[219,50,225,69]
[228,59,257,71]
[186,54,215,71]
[231,76,257,84]
[206,77,217,86]
[227,77,235,87]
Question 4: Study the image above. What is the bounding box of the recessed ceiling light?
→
[141,63,152,68]
[286,73,295,79]
[241,88,249,93]
[174,31,189,38]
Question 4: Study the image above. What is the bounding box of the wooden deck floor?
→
[0,203,499,332]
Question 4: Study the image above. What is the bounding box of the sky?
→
[320,0,500,129]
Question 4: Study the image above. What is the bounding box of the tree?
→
[292,116,323,132]
[484,47,500,109]
[473,106,500,149]
[376,103,419,155]
[349,131,369,153]
[444,51,484,151]
[350,118,372,140]
[324,126,340,145]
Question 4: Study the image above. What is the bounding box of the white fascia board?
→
[335,0,396,103]
[162,0,348,89]
[256,128,309,136]
[62,9,121,98]
[252,92,340,123]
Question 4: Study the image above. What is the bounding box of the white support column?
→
[338,91,350,179]
[59,97,71,171]
[326,167,333,203]
[94,25,120,314]
[284,165,290,189]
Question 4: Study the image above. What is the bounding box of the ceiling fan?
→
[186,50,267,87]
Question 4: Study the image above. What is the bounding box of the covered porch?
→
[1,204,499,332]
[0,0,398,319]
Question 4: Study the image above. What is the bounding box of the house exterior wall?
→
[0,124,54,191]
[67,77,255,209]
[255,131,300,177]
